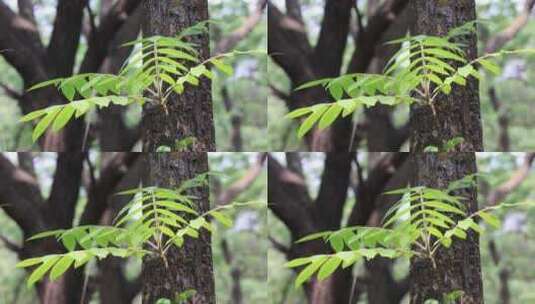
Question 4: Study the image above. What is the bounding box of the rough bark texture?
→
[142,153,215,303]
[409,0,483,152]
[410,153,483,304]
[142,1,215,152]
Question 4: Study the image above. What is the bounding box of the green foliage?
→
[424,290,465,304]
[286,22,535,138]
[424,137,465,152]
[16,173,263,287]
[285,176,534,288]
[21,24,262,142]
[156,289,197,304]
[156,136,196,152]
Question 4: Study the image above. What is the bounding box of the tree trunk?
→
[142,152,215,303]
[142,1,215,152]
[410,153,483,304]
[409,0,483,151]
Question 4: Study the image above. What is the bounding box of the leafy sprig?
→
[285,176,534,288]
[21,25,264,142]
[286,22,535,139]
[16,173,264,287]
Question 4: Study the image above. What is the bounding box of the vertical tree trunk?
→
[142,1,215,152]
[410,153,483,304]
[142,152,215,303]
[409,0,483,151]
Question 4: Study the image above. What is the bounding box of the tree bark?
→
[409,0,483,151]
[142,152,215,303]
[410,153,483,304]
[141,1,215,152]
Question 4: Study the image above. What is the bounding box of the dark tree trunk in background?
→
[142,153,215,303]
[142,1,215,152]
[410,153,483,304]
[409,0,483,151]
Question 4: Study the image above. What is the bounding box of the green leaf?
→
[158,48,198,62]
[328,83,343,100]
[52,106,75,132]
[20,109,48,122]
[60,83,76,101]
[49,255,74,281]
[317,257,341,280]
[478,59,501,75]
[295,78,331,91]
[424,146,439,152]
[28,79,62,92]
[285,107,313,119]
[318,104,342,130]
[160,73,175,86]
[478,211,500,229]
[424,48,466,62]
[210,211,233,228]
[297,104,328,138]
[285,257,313,268]
[27,229,64,241]
[211,58,233,76]
[295,256,327,287]
[27,256,61,287]
[296,231,331,243]
[425,201,466,215]
[457,64,474,77]
[337,251,360,268]
[32,106,62,141]
[16,257,44,268]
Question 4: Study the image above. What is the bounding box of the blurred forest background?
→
[268,152,535,303]
[268,0,535,151]
[0,0,267,152]
[0,152,267,303]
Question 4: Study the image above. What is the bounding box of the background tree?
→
[268,152,409,304]
[0,0,267,152]
[268,152,535,304]
[0,152,140,304]
[410,153,483,303]
[268,0,535,152]
[0,152,267,304]
[409,0,483,151]
[268,0,409,151]
[141,1,214,152]
[142,152,215,302]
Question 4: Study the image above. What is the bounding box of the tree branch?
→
[46,153,85,228]
[0,1,47,84]
[0,234,21,253]
[314,153,353,230]
[80,152,140,225]
[488,87,510,151]
[221,85,243,151]
[313,0,353,77]
[221,238,243,304]
[215,0,267,54]
[268,2,314,84]
[47,0,87,76]
[348,152,409,226]
[0,153,45,235]
[485,0,535,53]
[346,0,409,73]
[217,153,266,205]
[79,0,141,74]
[268,154,314,237]
[487,153,535,206]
